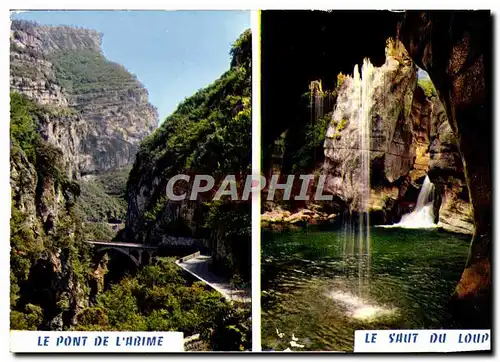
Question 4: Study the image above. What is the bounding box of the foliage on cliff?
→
[10,92,39,159]
[10,92,94,330]
[10,92,250,351]
[10,92,80,199]
[50,49,135,94]
[278,79,339,174]
[417,77,437,98]
[76,167,130,226]
[127,30,252,278]
[77,180,127,222]
[10,28,251,350]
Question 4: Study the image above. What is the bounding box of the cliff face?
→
[322,39,473,233]
[125,30,252,280]
[323,40,416,215]
[10,122,91,330]
[399,10,491,323]
[10,20,158,177]
[10,20,157,330]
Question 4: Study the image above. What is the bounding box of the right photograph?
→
[260,10,492,352]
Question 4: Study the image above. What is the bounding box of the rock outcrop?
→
[10,19,157,330]
[322,38,474,234]
[399,10,491,324]
[323,39,417,217]
[10,20,158,177]
[10,144,89,329]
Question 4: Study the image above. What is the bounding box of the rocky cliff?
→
[323,39,417,213]
[125,30,252,280]
[10,19,157,330]
[399,10,491,325]
[10,93,92,330]
[10,20,158,177]
[322,38,473,234]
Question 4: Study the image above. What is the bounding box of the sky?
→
[11,10,250,123]
[417,67,429,79]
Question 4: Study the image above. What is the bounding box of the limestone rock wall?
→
[10,19,158,177]
[322,39,473,233]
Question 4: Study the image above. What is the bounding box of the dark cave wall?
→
[260,10,402,168]
[399,10,492,322]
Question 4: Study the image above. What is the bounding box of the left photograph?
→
[9,10,251,352]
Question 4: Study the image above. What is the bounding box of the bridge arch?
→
[87,240,161,269]
[95,247,140,267]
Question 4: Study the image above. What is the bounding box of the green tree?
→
[10,92,38,159]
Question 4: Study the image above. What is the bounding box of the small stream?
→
[261,226,471,351]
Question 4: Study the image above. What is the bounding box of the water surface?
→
[261,226,471,351]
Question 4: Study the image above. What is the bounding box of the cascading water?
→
[339,59,374,297]
[384,175,437,229]
[358,59,374,294]
[330,59,397,321]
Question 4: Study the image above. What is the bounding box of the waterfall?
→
[381,175,437,229]
[358,59,374,293]
[340,59,375,298]
[330,59,400,321]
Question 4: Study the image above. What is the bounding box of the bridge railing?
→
[86,240,158,249]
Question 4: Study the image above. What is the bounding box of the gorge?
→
[10,18,251,351]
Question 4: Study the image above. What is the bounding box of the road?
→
[176,255,251,303]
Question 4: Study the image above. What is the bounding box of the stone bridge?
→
[87,240,159,267]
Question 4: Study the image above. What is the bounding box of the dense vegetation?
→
[50,49,137,94]
[135,29,251,175]
[9,90,249,350]
[275,76,342,175]
[75,166,130,234]
[10,28,253,351]
[10,92,89,328]
[128,29,252,280]
[73,258,250,351]
[418,77,438,98]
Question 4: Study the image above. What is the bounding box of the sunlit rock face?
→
[322,38,473,233]
[323,39,417,217]
[10,20,158,177]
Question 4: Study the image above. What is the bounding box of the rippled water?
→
[261,226,471,352]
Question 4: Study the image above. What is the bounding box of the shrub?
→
[50,49,137,95]
[70,257,250,349]
[10,304,44,330]
[10,92,38,160]
[418,78,437,98]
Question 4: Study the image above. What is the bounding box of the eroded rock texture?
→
[322,39,473,233]
[323,40,417,217]
[399,10,491,324]
[10,20,158,177]
[10,19,157,330]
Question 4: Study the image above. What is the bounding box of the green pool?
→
[261,226,472,352]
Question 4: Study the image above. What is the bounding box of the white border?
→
[1,7,12,362]
[250,9,261,353]
[4,1,498,10]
